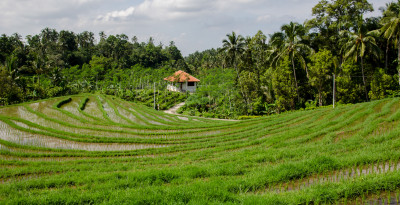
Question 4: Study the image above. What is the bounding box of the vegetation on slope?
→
[116,89,187,110]
[0,94,399,204]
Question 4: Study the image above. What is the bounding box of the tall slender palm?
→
[381,1,400,85]
[341,21,380,101]
[272,22,313,101]
[220,31,246,79]
[220,32,247,111]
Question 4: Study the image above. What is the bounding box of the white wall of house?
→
[182,82,197,93]
[167,84,179,92]
[167,82,197,93]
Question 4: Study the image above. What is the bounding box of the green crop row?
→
[54,98,72,108]
[79,97,89,111]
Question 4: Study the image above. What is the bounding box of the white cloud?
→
[257,15,271,22]
[96,0,261,22]
[97,7,135,21]
[0,0,392,56]
[0,0,104,31]
[133,0,215,20]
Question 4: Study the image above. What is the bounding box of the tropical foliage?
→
[0,31,185,106]
[1,0,400,118]
[184,0,400,117]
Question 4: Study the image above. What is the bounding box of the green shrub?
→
[238,115,261,120]
[79,97,89,111]
[55,97,72,108]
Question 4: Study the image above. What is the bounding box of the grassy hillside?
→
[110,89,187,110]
[0,94,400,204]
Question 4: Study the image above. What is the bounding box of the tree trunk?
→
[398,39,400,86]
[319,92,322,107]
[291,55,300,102]
[360,57,368,101]
[385,41,389,69]
[305,64,310,80]
[235,60,249,114]
[318,83,322,107]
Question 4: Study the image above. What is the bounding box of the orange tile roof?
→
[163,70,200,83]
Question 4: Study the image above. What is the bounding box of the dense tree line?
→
[0,29,187,105]
[1,0,400,118]
[182,0,400,118]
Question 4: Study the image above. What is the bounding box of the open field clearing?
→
[0,94,400,204]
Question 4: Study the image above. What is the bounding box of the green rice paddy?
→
[1,94,400,204]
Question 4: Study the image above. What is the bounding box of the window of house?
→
[188,82,195,86]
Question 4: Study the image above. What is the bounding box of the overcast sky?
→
[0,0,389,56]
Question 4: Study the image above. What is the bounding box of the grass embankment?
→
[0,94,399,204]
[121,89,187,110]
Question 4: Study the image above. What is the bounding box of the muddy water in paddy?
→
[98,97,130,125]
[128,107,164,125]
[82,96,106,120]
[61,97,97,123]
[268,161,400,194]
[0,121,168,151]
[116,106,146,125]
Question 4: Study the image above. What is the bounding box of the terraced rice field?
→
[1,94,400,204]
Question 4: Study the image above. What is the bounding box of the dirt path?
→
[164,102,238,121]
[164,102,185,115]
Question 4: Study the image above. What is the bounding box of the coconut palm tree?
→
[220,32,248,111]
[341,20,381,101]
[220,32,246,79]
[381,1,400,85]
[271,22,313,101]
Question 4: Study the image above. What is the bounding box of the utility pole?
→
[157,86,160,110]
[333,74,336,109]
[153,82,156,110]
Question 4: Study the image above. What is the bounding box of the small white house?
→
[164,70,200,93]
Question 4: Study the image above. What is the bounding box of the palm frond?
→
[360,42,366,58]
[344,45,357,60]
